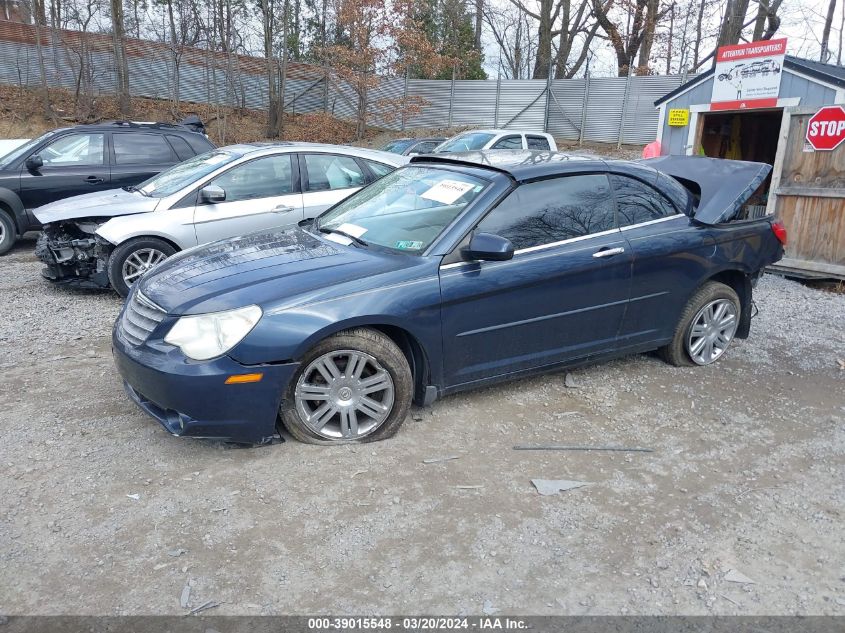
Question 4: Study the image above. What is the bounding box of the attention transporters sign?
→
[711,38,787,111]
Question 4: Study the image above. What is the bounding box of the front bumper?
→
[112,325,299,444]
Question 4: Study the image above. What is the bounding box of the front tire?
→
[280,328,413,445]
[0,210,16,255]
[659,281,740,367]
[107,237,176,298]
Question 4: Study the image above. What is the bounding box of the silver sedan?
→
[34,143,408,297]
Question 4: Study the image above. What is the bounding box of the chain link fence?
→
[0,20,690,145]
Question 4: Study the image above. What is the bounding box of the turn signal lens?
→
[225,373,264,384]
[772,221,787,246]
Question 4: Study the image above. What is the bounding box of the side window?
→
[491,135,523,150]
[113,133,176,165]
[167,135,195,162]
[526,135,551,150]
[610,174,679,226]
[413,141,439,154]
[39,133,105,166]
[208,154,294,203]
[364,159,394,179]
[476,174,616,250]
[304,154,366,191]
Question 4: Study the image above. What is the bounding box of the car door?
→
[299,153,369,218]
[439,173,633,387]
[192,152,303,244]
[610,171,713,349]
[110,132,178,190]
[18,132,109,209]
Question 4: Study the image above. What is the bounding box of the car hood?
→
[34,188,160,223]
[138,227,417,315]
[642,155,771,224]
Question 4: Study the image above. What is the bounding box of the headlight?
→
[164,305,262,361]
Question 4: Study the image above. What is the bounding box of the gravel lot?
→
[1,234,844,616]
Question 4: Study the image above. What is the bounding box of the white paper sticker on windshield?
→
[324,232,353,246]
[420,180,475,205]
[335,223,368,238]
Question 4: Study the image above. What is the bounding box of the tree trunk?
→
[665,2,675,74]
[261,0,280,137]
[821,0,837,61]
[167,0,180,113]
[692,0,705,68]
[475,0,483,51]
[530,0,554,79]
[280,0,289,138]
[32,0,52,120]
[717,0,751,48]
[636,0,660,74]
[110,0,131,116]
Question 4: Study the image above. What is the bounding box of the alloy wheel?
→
[294,349,395,440]
[686,298,738,365]
[122,248,168,286]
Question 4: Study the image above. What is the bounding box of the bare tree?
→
[483,0,536,78]
[110,0,132,115]
[591,0,670,76]
[821,0,837,61]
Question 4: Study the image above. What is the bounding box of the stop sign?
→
[806,105,845,151]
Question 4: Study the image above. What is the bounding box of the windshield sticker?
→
[420,179,475,205]
[335,223,368,238]
[395,240,424,250]
[324,233,353,246]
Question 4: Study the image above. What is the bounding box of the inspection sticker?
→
[395,240,424,250]
[420,180,475,205]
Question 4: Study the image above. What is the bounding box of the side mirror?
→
[200,185,226,204]
[25,154,43,171]
[461,232,514,262]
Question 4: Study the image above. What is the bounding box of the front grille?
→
[120,290,166,346]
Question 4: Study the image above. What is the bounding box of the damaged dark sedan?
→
[112,151,786,446]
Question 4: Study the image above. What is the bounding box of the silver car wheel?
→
[0,221,5,244]
[686,298,738,365]
[294,349,395,440]
[122,248,168,286]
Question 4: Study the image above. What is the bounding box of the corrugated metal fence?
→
[0,20,689,145]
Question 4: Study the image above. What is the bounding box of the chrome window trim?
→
[440,228,622,272]
[619,214,683,231]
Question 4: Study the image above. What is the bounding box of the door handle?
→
[85,176,104,184]
[271,204,295,214]
[592,247,625,258]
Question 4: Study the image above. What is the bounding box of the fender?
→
[0,187,29,235]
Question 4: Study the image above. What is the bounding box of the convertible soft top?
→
[643,155,772,224]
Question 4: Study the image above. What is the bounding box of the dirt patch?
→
[1,236,843,616]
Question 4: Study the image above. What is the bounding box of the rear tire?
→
[280,328,413,445]
[659,281,741,367]
[107,237,176,298]
[0,210,16,256]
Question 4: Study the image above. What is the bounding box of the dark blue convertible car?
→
[112,151,785,445]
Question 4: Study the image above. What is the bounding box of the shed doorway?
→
[697,109,783,217]
[698,109,782,161]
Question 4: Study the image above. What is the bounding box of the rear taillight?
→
[772,221,787,246]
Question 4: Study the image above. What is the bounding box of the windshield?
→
[381,139,416,154]
[138,150,239,197]
[0,132,56,169]
[436,132,495,153]
[317,166,488,253]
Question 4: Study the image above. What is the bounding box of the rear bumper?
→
[112,326,299,444]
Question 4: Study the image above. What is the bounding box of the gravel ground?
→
[1,234,844,616]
